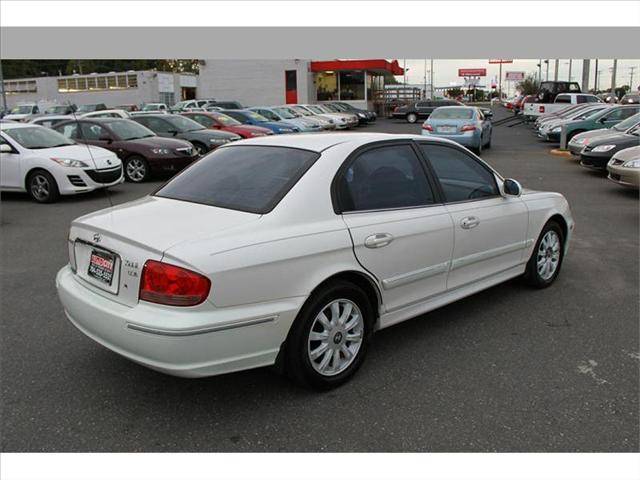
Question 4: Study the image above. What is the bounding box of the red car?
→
[181,111,272,138]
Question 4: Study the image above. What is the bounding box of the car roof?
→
[1,122,46,130]
[221,132,459,153]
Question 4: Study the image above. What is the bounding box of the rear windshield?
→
[430,108,474,120]
[155,146,320,214]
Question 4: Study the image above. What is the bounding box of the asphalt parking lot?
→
[1,109,638,452]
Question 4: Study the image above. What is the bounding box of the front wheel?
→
[192,142,208,156]
[406,113,418,124]
[524,221,565,288]
[27,170,60,203]
[285,281,373,390]
[124,156,149,183]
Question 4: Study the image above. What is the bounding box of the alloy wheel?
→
[30,174,50,201]
[307,299,364,377]
[537,230,561,280]
[126,158,146,182]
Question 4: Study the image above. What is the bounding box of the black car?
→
[580,124,640,170]
[391,99,463,123]
[620,93,640,105]
[205,100,244,110]
[133,114,241,155]
[325,102,376,124]
[537,81,581,103]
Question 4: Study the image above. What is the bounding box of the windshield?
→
[210,113,241,126]
[3,126,75,149]
[574,107,606,120]
[77,105,101,113]
[614,112,640,131]
[292,106,312,116]
[430,108,475,120]
[156,146,320,214]
[10,105,34,114]
[242,111,269,122]
[306,106,324,114]
[629,125,640,136]
[45,106,69,114]
[166,116,205,132]
[273,107,297,119]
[143,104,163,111]
[108,120,156,140]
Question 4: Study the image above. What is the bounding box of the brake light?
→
[139,260,211,307]
[539,106,545,113]
[422,124,433,131]
[460,124,476,132]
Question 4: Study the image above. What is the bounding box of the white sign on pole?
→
[505,71,525,81]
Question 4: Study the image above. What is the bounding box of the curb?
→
[550,149,574,158]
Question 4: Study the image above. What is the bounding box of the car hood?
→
[229,124,272,135]
[129,136,193,149]
[588,132,638,148]
[30,144,119,169]
[612,145,640,161]
[4,113,30,120]
[181,129,238,141]
[72,196,260,255]
[256,121,295,131]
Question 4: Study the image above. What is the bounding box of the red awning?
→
[310,59,404,76]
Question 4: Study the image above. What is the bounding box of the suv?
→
[620,93,639,104]
[537,81,581,103]
[391,99,463,123]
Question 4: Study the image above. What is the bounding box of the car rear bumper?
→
[421,130,479,147]
[56,265,305,378]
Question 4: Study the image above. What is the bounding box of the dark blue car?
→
[221,110,300,134]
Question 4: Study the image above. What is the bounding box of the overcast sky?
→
[398,59,640,92]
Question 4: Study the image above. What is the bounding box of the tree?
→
[446,87,463,98]
[516,74,540,95]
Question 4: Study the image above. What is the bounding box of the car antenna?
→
[68,102,115,209]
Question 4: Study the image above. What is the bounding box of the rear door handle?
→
[364,233,394,248]
[460,216,480,229]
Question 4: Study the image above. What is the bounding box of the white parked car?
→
[0,123,123,203]
[29,115,74,128]
[80,109,131,119]
[523,93,602,119]
[56,133,573,389]
[4,103,41,122]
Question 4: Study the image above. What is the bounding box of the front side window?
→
[108,120,155,140]
[555,95,571,104]
[55,123,80,139]
[337,145,435,212]
[80,123,108,140]
[156,146,320,214]
[419,144,499,202]
[137,116,173,134]
[166,116,206,133]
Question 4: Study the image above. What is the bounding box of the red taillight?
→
[460,124,476,132]
[422,124,433,131]
[139,260,211,307]
[539,106,545,113]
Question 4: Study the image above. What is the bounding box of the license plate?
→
[438,126,456,133]
[88,249,115,286]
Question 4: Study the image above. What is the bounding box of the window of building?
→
[3,80,38,94]
[159,92,175,106]
[56,72,139,93]
[316,71,338,101]
[339,71,365,101]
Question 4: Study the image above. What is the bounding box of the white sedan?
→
[56,133,574,389]
[1,123,123,203]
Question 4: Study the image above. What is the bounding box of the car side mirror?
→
[0,144,13,153]
[483,110,493,118]
[98,136,113,144]
[503,178,522,197]
[168,129,178,136]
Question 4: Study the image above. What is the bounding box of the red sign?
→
[489,59,513,64]
[505,71,525,81]
[458,68,486,77]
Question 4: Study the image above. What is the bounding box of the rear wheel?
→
[285,281,373,390]
[192,141,208,156]
[124,156,149,183]
[406,113,418,124]
[524,220,565,288]
[27,170,59,203]
[567,130,585,143]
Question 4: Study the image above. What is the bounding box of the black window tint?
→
[193,115,215,128]
[338,145,435,212]
[621,107,640,119]
[420,144,499,202]
[416,101,430,108]
[80,123,107,140]
[156,146,319,214]
[556,95,571,103]
[145,117,172,133]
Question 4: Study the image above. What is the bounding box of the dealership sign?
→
[458,68,487,77]
[489,59,514,64]
[505,71,525,81]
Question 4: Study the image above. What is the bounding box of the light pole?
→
[610,59,617,100]
[545,59,549,81]
[630,66,637,91]
[554,59,559,81]
[430,59,434,100]
[0,61,7,113]
[594,59,599,93]
[568,59,572,82]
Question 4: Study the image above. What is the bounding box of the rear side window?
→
[156,146,319,214]
[337,144,435,212]
[419,144,499,202]
[555,95,571,103]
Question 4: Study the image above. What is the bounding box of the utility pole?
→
[568,59,572,82]
[423,59,427,99]
[630,66,637,91]
[0,60,7,113]
[554,59,559,81]
[582,59,591,92]
[545,59,549,81]
[610,59,617,99]
[498,62,503,100]
[538,59,542,83]
[594,59,599,93]
[430,59,434,100]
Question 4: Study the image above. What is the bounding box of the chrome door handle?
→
[460,216,480,229]
[364,233,394,248]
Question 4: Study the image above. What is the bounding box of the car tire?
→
[406,113,418,124]
[475,140,483,156]
[27,170,60,203]
[192,141,208,156]
[285,280,374,390]
[124,156,149,183]
[524,220,565,289]
[485,134,492,149]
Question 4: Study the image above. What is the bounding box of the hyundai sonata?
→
[57,133,574,389]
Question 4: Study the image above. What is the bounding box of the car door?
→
[336,142,454,313]
[0,134,23,189]
[416,101,431,117]
[418,143,528,290]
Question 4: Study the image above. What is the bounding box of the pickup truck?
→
[523,93,603,120]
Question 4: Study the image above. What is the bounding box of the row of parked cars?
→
[530,103,640,189]
[0,100,377,203]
